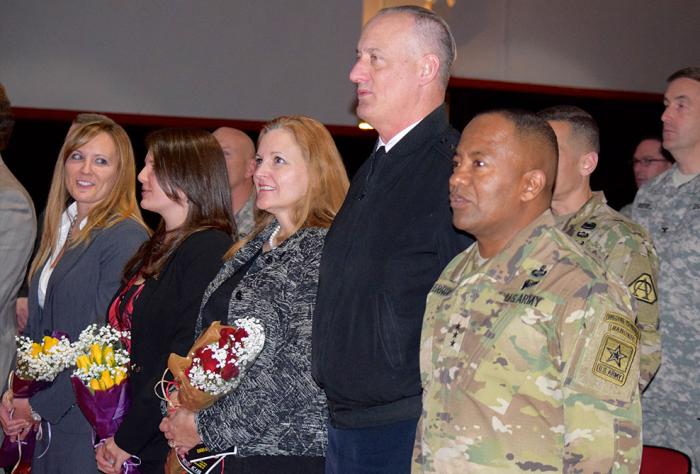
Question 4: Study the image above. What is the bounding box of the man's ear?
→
[244,157,256,179]
[418,53,440,86]
[579,151,598,177]
[520,169,547,202]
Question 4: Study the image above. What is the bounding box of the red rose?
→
[197,348,219,372]
[219,328,237,348]
[221,363,239,381]
[192,346,207,359]
[232,328,248,343]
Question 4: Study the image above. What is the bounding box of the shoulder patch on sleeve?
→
[628,273,657,304]
[592,335,636,386]
[566,311,639,402]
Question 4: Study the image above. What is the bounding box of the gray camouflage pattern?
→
[234,191,256,239]
[630,166,700,473]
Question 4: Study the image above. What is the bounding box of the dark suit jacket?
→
[25,218,148,471]
[312,105,473,428]
[114,229,232,470]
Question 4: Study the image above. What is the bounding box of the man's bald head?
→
[213,127,256,192]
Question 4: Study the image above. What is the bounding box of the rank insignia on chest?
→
[576,230,589,239]
[629,273,657,304]
[521,265,548,290]
[530,265,548,278]
[581,221,597,230]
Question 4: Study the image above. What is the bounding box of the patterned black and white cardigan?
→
[194,221,328,457]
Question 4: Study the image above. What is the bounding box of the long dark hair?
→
[125,129,235,279]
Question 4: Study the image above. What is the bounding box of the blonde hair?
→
[225,116,349,258]
[28,116,147,281]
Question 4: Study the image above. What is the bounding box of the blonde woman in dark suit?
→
[0,115,148,473]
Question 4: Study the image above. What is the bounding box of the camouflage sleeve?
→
[560,292,642,473]
[607,236,661,392]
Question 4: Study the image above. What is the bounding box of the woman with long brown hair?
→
[0,115,149,473]
[95,129,234,473]
[160,116,349,473]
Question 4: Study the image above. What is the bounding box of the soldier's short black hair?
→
[478,108,559,160]
[537,105,600,154]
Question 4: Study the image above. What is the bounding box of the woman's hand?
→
[95,437,132,474]
[159,407,202,456]
[0,393,32,439]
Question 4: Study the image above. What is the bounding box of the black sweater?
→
[114,229,232,470]
[311,105,473,428]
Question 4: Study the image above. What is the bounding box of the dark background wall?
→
[447,83,664,210]
[4,80,662,225]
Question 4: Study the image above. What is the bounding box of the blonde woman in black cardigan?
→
[160,116,349,473]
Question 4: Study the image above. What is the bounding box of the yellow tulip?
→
[100,370,114,390]
[114,369,127,386]
[30,343,42,358]
[103,346,115,366]
[42,336,58,354]
[76,354,91,371]
[90,344,103,364]
[89,379,101,391]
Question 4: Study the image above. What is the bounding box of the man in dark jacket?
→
[311,6,472,473]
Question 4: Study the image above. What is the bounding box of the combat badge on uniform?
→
[628,273,657,304]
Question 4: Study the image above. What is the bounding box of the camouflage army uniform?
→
[234,191,256,239]
[555,191,660,391]
[413,211,642,473]
[630,166,700,473]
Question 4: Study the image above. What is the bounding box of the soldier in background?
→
[620,137,673,216]
[413,110,641,473]
[631,66,700,473]
[212,127,256,238]
[539,105,660,392]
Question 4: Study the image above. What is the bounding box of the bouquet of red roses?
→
[0,331,73,473]
[70,324,140,473]
[161,319,264,474]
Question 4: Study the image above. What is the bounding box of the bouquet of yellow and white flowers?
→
[14,333,75,383]
[0,331,74,471]
[70,324,139,472]
[72,325,129,393]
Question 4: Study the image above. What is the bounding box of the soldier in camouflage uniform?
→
[538,105,660,392]
[630,67,700,473]
[413,110,642,473]
[213,127,257,238]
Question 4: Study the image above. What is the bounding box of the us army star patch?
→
[593,335,635,386]
[629,273,657,304]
